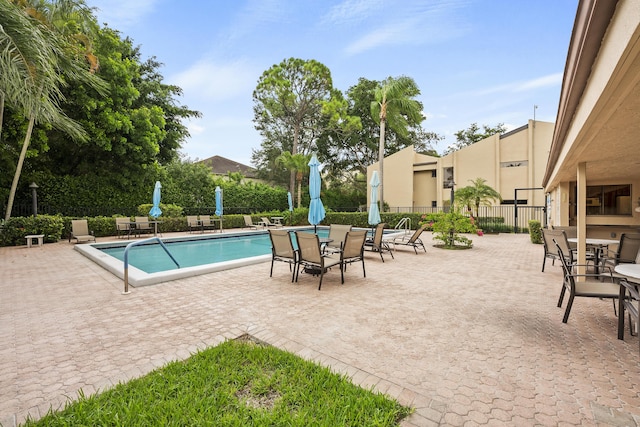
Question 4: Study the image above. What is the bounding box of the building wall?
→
[368,120,553,210]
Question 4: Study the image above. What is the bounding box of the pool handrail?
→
[123,237,180,294]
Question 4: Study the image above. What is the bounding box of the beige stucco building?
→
[367,120,554,211]
[543,0,640,254]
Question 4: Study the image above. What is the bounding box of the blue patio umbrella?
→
[215,186,223,216]
[149,181,162,218]
[287,191,293,212]
[307,154,325,232]
[368,171,381,226]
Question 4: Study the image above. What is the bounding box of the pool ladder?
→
[122,237,180,294]
[394,217,412,234]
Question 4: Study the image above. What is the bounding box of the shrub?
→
[528,220,542,244]
[429,212,475,248]
[0,215,65,246]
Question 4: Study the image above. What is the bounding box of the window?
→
[443,167,453,188]
[431,201,437,208]
[431,170,437,178]
[500,160,528,168]
[586,185,631,215]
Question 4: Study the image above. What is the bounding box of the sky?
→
[86,0,579,166]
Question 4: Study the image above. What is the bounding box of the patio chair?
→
[364,223,394,262]
[268,229,298,282]
[69,219,96,243]
[541,228,565,271]
[554,241,619,323]
[187,215,202,233]
[200,215,220,232]
[599,233,640,274]
[393,224,428,254]
[259,217,281,228]
[243,215,258,229]
[619,278,640,353]
[333,229,368,283]
[294,231,341,290]
[324,224,352,254]
[134,216,153,237]
[115,217,133,239]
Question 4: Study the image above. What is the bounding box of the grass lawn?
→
[23,335,412,426]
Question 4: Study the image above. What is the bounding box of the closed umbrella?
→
[215,186,223,231]
[368,171,381,226]
[149,181,162,218]
[287,191,293,226]
[307,154,325,233]
[215,186,223,216]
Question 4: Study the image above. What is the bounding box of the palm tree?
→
[455,178,502,219]
[276,151,311,208]
[370,76,423,210]
[1,0,105,220]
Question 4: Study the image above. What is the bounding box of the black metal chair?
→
[268,229,298,282]
[554,240,619,323]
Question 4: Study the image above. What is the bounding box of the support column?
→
[576,162,587,277]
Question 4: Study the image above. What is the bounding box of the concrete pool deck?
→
[1,230,639,426]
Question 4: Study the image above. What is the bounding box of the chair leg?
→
[340,262,345,284]
[542,256,546,272]
[361,259,366,278]
[562,294,575,323]
[270,259,274,277]
[318,269,324,290]
[557,285,567,308]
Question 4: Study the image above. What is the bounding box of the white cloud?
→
[467,73,563,97]
[343,0,469,55]
[170,60,257,101]
[322,0,383,25]
[88,0,158,29]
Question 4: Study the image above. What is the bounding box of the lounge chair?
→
[268,229,298,282]
[393,224,428,254]
[243,215,258,229]
[364,223,394,262]
[332,229,367,282]
[115,217,133,239]
[134,216,153,237]
[187,215,202,233]
[69,219,96,243]
[324,224,352,253]
[294,231,341,290]
[259,217,281,228]
[554,241,619,323]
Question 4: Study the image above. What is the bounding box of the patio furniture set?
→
[542,227,640,353]
[268,223,428,290]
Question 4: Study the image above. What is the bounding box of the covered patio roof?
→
[544,0,640,188]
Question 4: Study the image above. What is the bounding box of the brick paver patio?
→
[1,231,639,426]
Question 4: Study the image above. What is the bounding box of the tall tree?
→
[252,58,333,192]
[1,0,106,220]
[455,178,502,218]
[275,151,310,208]
[443,122,507,155]
[34,28,200,179]
[370,76,424,210]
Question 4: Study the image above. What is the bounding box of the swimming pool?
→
[75,227,406,287]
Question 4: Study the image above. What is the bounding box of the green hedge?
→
[0,211,443,246]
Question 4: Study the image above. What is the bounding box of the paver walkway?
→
[1,232,639,426]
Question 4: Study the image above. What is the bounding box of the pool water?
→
[99,229,330,274]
